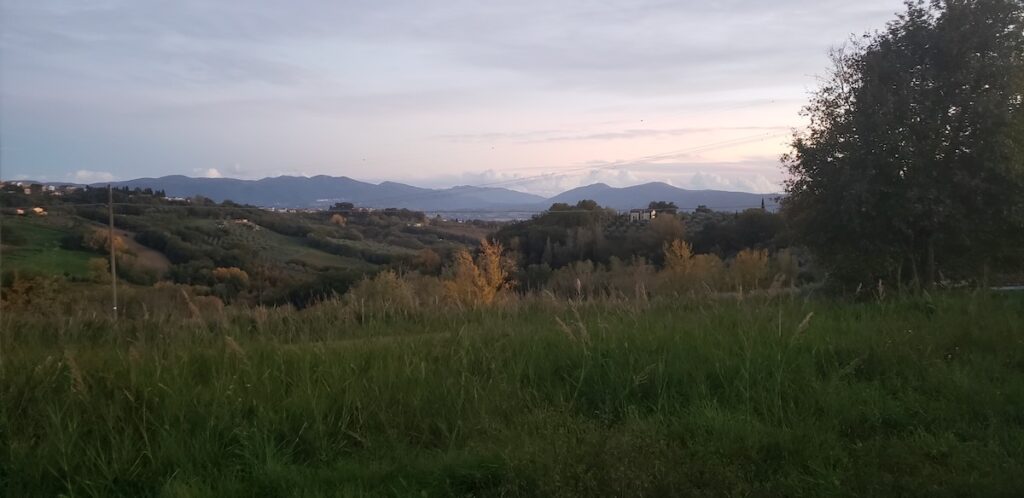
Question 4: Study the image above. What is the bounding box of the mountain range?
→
[53,175,779,214]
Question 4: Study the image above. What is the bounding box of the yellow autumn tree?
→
[445,249,482,306]
[444,239,512,306]
[84,229,127,253]
[663,239,693,273]
[660,239,727,294]
[477,239,510,302]
[212,267,250,298]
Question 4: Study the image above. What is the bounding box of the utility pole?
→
[108,184,118,322]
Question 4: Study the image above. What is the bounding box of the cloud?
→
[689,172,734,190]
[71,170,115,183]
[687,171,779,193]
[435,126,789,144]
[1,0,905,183]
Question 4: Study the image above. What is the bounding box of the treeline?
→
[492,200,795,291]
[332,236,802,324]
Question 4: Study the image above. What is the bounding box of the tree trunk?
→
[896,261,904,296]
[926,236,936,288]
[910,251,921,293]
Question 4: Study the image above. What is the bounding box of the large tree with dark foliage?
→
[784,0,1024,287]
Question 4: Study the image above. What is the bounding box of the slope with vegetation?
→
[1,185,492,307]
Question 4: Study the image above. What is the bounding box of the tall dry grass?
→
[3,290,1023,496]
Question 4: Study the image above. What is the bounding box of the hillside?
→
[98,175,548,210]
[0,189,491,306]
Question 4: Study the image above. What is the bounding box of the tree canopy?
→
[783,0,1024,287]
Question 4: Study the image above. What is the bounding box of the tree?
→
[414,248,442,274]
[647,214,685,247]
[83,229,127,253]
[443,240,512,306]
[663,239,694,273]
[649,201,679,212]
[212,267,250,299]
[783,0,1024,287]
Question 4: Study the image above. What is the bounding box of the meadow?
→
[4,290,1024,497]
[1,217,95,278]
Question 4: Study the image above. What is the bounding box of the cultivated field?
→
[4,291,1023,496]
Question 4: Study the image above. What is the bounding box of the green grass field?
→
[198,220,378,272]
[327,236,420,257]
[3,292,1024,496]
[1,217,97,277]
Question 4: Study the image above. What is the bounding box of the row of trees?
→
[339,237,803,317]
[495,200,787,271]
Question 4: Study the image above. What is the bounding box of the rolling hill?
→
[99,175,547,211]
[548,182,780,211]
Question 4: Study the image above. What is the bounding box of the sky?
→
[1,0,907,195]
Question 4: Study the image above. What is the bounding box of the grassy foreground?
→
[3,292,1024,496]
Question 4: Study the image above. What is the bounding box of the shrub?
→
[548,258,655,300]
[689,254,726,291]
[775,248,800,288]
[212,267,250,300]
[345,271,417,318]
[730,248,769,291]
[87,258,110,283]
[83,228,128,254]
[658,240,729,295]
[414,248,442,275]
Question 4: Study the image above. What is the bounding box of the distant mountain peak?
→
[91,174,778,213]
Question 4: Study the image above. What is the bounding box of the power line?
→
[107,185,118,323]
